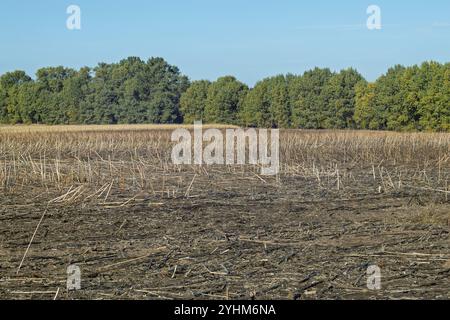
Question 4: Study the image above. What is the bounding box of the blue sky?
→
[0,0,449,85]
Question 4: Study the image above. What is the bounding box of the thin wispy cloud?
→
[295,24,402,31]
[432,22,450,28]
[295,24,365,31]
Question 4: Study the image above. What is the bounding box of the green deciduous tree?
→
[240,75,290,128]
[240,79,270,127]
[0,71,32,123]
[417,62,450,131]
[0,58,448,131]
[34,66,77,124]
[204,76,248,124]
[354,82,377,129]
[180,80,211,123]
[323,68,365,129]
[289,68,333,129]
[267,75,291,128]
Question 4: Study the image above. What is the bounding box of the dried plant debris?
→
[0,128,448,300]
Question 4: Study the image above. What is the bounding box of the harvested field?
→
[0,126,449,300]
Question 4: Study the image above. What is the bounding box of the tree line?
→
[0,57,448,131]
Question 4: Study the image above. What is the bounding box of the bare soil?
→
[1,168,448,300]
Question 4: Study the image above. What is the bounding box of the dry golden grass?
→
[0,126,448,201]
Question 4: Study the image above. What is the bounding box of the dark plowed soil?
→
[1,170,449,300]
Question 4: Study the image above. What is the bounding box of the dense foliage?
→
[0,57,189,125]
[0,57,448,131]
